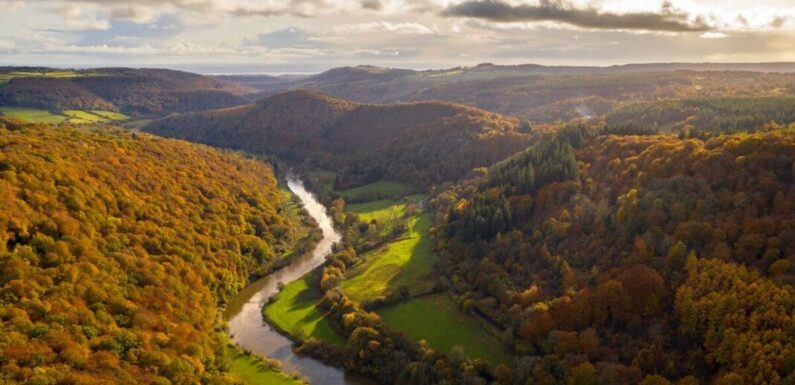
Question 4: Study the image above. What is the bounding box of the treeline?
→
[0,121,306,384]
[604,96,795,137]
[0,68,251,117]
[434,127,795,385]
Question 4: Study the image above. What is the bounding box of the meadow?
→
[341,213,437,302]
[376,294,511,365]
[0,69,86,83]
[0,106,128,124]
[262,270,345,346]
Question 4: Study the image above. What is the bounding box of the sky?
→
[0,0,794,73]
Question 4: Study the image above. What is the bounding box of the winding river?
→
[224,175,375,385]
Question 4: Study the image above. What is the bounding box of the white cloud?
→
[332,21,436,35]
[699,31,728,38]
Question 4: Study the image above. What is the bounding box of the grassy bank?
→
[262,270,345,346]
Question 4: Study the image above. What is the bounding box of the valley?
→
[1,60,794,385]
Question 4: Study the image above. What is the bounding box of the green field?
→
[226,343,304,385]
[339,180,409,201]
[341,213,436,302]
[262,271,345,346]
[0,107,69,124]
[0,70,85,83]
[377,294,511,364]
[0,107,128,124]
[347,195,423,235]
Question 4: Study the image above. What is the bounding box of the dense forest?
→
[434,126,795,385]
[145,90,533,189]
[0,68,252,117]
[0,119,309,384]
[604,96,795,136]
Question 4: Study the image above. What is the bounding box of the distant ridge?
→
[145,89,533,188]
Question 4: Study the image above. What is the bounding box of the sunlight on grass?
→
[263,270,345,346]
[341,213,436,302]
[377,294,511,365]
[0,107,67,124]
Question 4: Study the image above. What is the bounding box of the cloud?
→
[771,16,787,28]
[257,27,326,49]
[700,31,728,39]
[360,0,382,11]
[441,0,713,32]
[332,22,436,35]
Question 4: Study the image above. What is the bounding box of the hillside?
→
[145,90,533,188]
[435,127,795,385]
[0,120,308,384]
[244,64,795,123]
[0,68,253,117]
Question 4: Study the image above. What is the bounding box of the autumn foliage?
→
[0,122,300,384]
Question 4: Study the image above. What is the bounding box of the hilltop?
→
[145,90,533,188]
[0,67,253,117]
[237,63,795,123]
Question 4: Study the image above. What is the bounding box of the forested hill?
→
[145,90,533,189]
[241,64,795,123]
[436,127,795,385]
[0,120,306,384]
[0,68,253,117]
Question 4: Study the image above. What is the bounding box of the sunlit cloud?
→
[0,0,793,68]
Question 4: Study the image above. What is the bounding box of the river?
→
[224,175,375,385]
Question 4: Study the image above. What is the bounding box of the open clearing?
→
[0,70,86,83]
[0,107,128,124]
[262,270,344,346]
[377,294,511,365]
[347,195,423,235]
[341,212,436,302]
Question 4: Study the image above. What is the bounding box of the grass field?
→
[347,195,423,235]
[0,107,69,124]
[339,181,409,201]
[0,107,128,124]
[0,70,85,83]
[341,213,436,302]
[226,342,304,385]
[262,270,345,346]
[377,294,511,364]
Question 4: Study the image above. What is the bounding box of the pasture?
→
[262,271,344,346]
[377,294,511,364]
[341,213,436,302]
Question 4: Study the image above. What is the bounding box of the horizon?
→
[1,1,793,69]
[4,60,795,76]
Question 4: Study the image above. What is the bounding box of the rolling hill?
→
[436,126,795,385]
[0,67,253,117]
[0,119,307,384]
[238,63,795,124]
[145,90,533,188]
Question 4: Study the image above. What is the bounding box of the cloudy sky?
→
[0,0,793,72]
